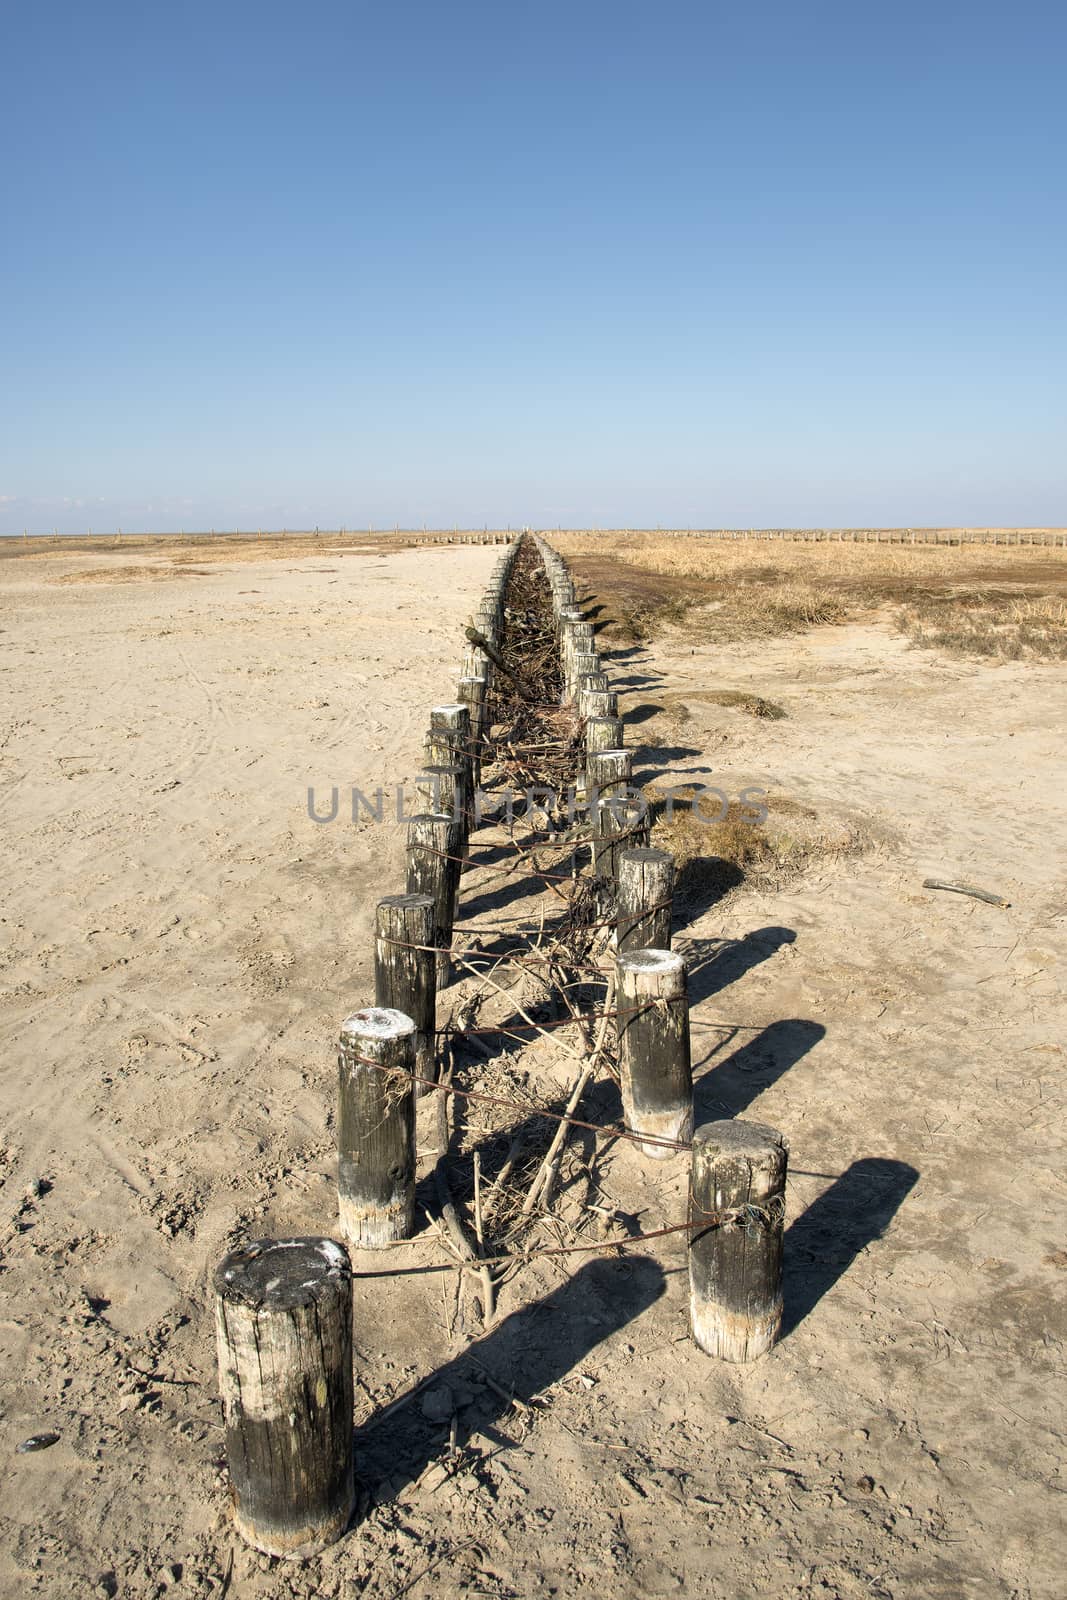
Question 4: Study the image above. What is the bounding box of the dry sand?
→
[0,539,1064,1599]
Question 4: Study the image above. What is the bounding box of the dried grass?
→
[47,564,213,585]
[656,689,786,721]
[648,788,864,900]
[896,594,1067,660]
[560,532,1067,657]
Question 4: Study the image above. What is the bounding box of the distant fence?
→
[543,527,1067,548]
[412,533,513,544]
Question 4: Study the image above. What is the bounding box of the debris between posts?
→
[434,1049,496,1326]
[463,624,535,700]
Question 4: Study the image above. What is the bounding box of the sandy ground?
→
[1,541,1065,1600]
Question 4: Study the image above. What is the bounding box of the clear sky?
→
[1,0,1064,533]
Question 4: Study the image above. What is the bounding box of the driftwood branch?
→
[922,878,1011,908]
[464,625,535,699]
[520,975,617,1218]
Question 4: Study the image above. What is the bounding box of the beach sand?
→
[1,537,1064,1599]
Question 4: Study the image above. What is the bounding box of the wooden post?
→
[407,812,460,985]
[414,761,464,823]
[214,1237,355,1557]
[374,893,436,1088]
[337,1006,417,1246]
[458,674,487,789]
[569,650,601,698]
[430,702,473,800]
[431,702,471,739]
[585,714,625,754]
[474,607,500,672]
[425,730,470,811]
[615,948,692,1158]
[617,847,675,952]
[587,746,632,807]
[565,622,595,683]
[578,670,610,695]
[425,727,461,765]
[592,797,650,888]
[579,687,618,721]
[688,1120,788,1361]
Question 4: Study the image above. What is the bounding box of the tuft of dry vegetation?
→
[684,689,786,719]
[612,595,697,642]
[896,593,1067,659]
[646,787,864,901]
[47,564,215,585]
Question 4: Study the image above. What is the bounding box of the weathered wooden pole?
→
[424,732,470,820]
[374,893,436,1088]
[414,761,464,823]
[458,674,487,789]
[587,746,632,808]
[615,948,692,1158]
[406,812,460,985]
[430,703,473,824]
[564,622,595,685]
[473,615,500,680]
[424,729,472,895]
[617,847,675,952]
[569,649,601,698]
[337,1006,417,1246]
[585,714,625,754]
[460,645,483,680]
[424,726,462,768]
[430,701,471,744]
[214,1237,355,1557]
[579,686,618,721]
[688,1120,788,1361]
[592,797,650,888]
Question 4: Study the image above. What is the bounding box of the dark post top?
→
[214,1237,351,1311]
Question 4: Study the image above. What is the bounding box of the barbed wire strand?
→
[351,1200,787,1279]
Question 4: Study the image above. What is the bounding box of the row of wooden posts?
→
[212,534,790,1558]
[413,532,515,544]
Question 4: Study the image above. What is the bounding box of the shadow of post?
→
[693,1018,825,1120]
[681,926,796,1003]
[354,1256,666,1497]
[625,701,667,725]
[457,869,551,920]
[781,1158,919,1338]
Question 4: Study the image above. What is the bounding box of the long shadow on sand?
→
[782,1158,919,1337]
[680,926,796,1004]
[693,1018,825,1121]
[352,1256,666,1496]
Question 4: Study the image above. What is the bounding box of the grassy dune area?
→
[557,532,1067,659]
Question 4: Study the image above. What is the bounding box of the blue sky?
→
[1,0,1064,533]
